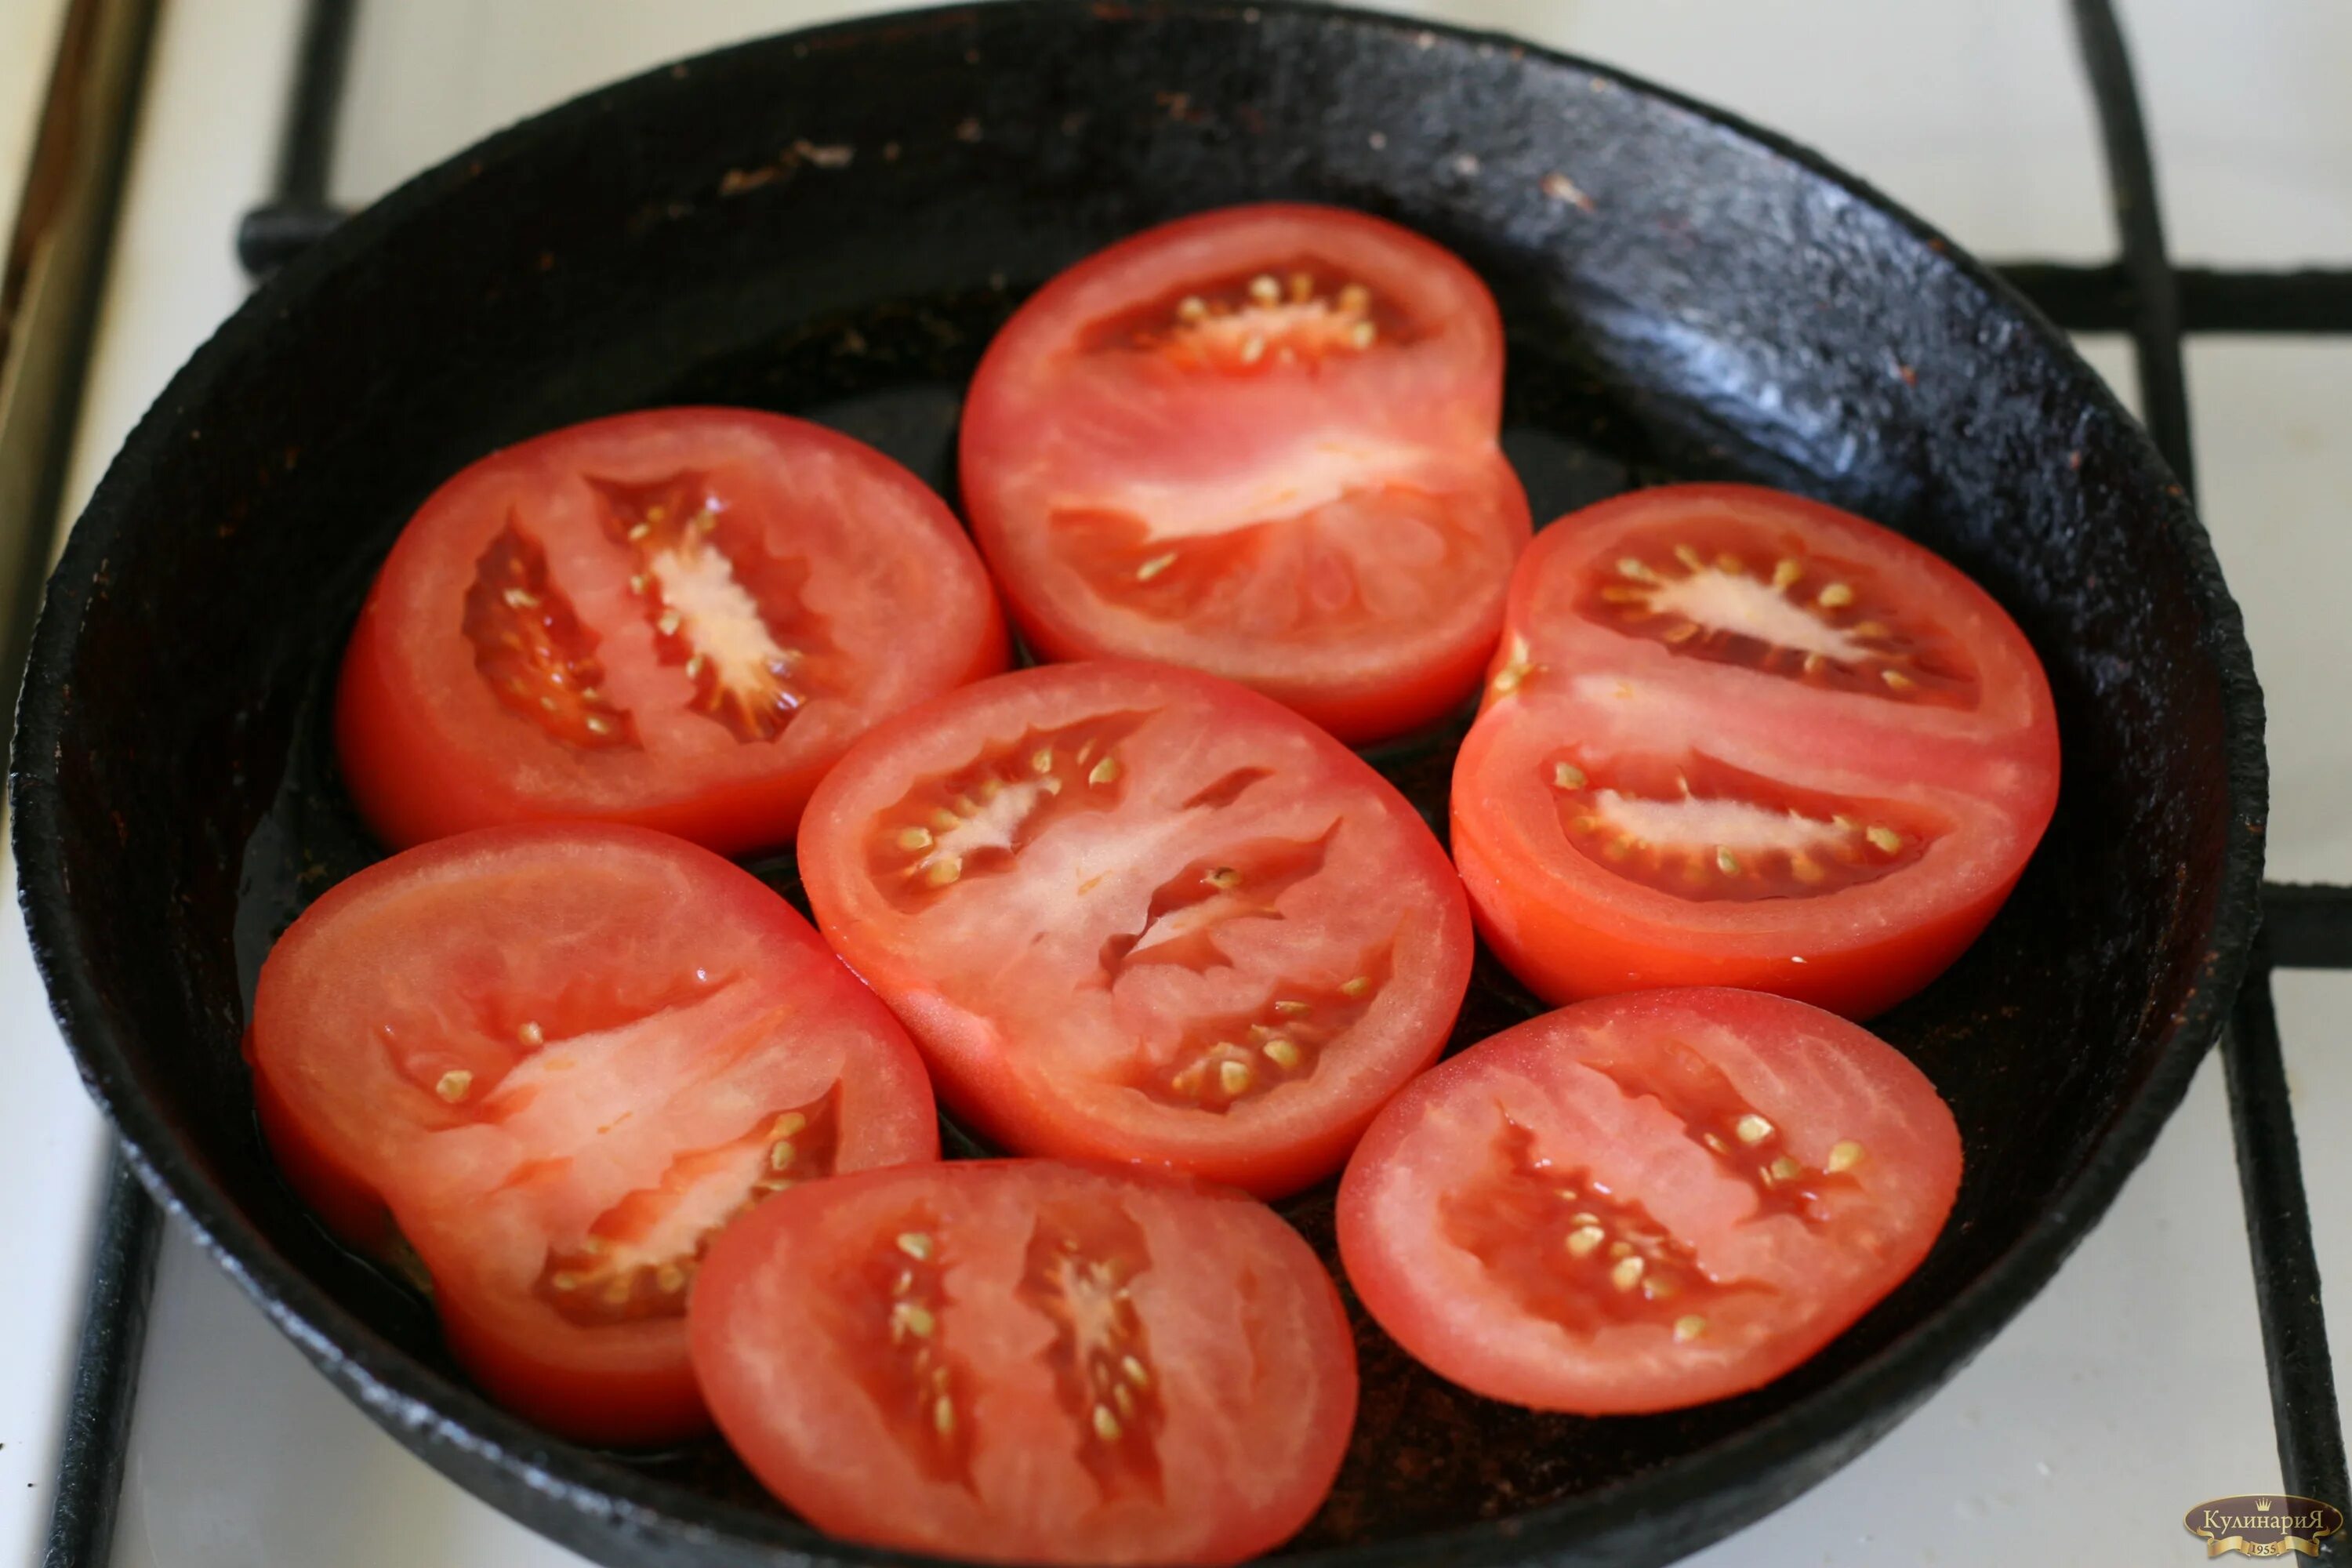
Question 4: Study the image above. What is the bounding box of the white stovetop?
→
[0,2,2343,1566]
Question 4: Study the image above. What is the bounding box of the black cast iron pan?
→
[10,3,2267,1564]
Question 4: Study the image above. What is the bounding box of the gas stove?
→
[4,2,2343,1564]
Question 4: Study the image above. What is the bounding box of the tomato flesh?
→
[1454,485,2060,1018]
[338,408,1007,855]
[691,1160,1356,1565]
[960,204,1530,742]
[246,823,938,1443]
[800,660,1475,1198]
[1338,988,1962,1413]
[462,522,640,750]
[1438,1119,1770,1339]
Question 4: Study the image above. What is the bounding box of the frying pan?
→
[10,3,2267,1564]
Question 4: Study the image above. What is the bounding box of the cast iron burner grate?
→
[39,0,2352,1561]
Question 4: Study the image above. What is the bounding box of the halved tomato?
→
[1452,485,2060,1018]
[960,204,1530,742]
[337,407,1007,855]
[691,1159,1356,1565]
[246,824,938,1443]
[797,660,1474,1198]
[1338,988,1962,1413]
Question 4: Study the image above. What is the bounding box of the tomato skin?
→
[983,559,1517,748]
[1338,988,1962,1414]
[798,659,1475,1199]
[431,1269,710,1445]
[336,408,1008,857]
[1452,733,2034,1019]
[247,822,939,1445]
[1452,484,2060,1019]
[961,203,1530,742]
[250,1050,397,1252]
[690,1159,1357,1565]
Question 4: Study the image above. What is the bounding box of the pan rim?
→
[9,1,2268,1563]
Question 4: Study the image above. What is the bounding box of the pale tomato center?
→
[594,472,837,744]
[920,777,1054,876]
[1589,790,1848,857]
[1580,524,1979,708]
[1053,475,1469,638]
[1441,1119,1762,1340]
[1643,568,1873,663]
[1581,1041,1863,1223]
[641,536,801,721]
[1015,1204,1167,1499]
[1546,751,1933,902]
[1094,434,1430,548]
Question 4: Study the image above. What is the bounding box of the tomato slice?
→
[690,1159,1356,1564]
[960,204,1531,742]
[798,660,1474,1198]
[246,824,938,1443]
[337,408,1008,855]
[1451,485,2060,1018]
[1338,988,1961,1413]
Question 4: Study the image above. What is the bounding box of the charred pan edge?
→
[10,2,2266,1565]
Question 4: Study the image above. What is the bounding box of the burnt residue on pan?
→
[13,4,2262,1566]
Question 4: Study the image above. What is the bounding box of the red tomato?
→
[246,824,938,1444]
[1452,485,2060,1018]
[338,408,1007,855]
[1338,988,1962,1413]
[691,1159,1356,1565]
[798,661,1474,1198]
[959,204,1530,742]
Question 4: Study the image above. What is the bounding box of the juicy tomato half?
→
[1338,988,1962,1413]
[1452,485,2060,1018]
[246,824,938,1444]
[798,660,1475,1198]
[960,204,1531,742]
[338,407,1007,855]
[691,1159,1356,1565]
